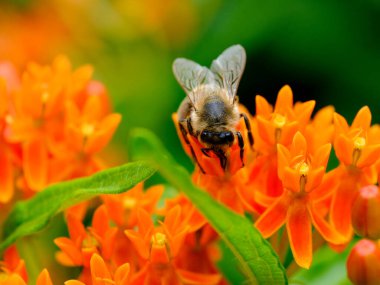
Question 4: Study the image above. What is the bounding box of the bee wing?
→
[173,58,215,106]
[211,45,246,103]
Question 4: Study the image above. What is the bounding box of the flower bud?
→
[347,239,380,285]
[351,185,380,239]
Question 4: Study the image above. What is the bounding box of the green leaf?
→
[129,128,288,285]
[0,161,156,253]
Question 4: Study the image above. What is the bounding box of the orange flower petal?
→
[124,230,149,260]
[255,95,272,116]
[23,138,48,191]
[333,113,349,135]
[283,167,300,193]
[164,205,181,233]
[0,149,14,203]
[255,195,289,238]
[90,254,112,281]
[114,263,130,285]
[64,281,86,285]
[256,116,275,145]
[280,121,299,146]
[305,167,325,193]
[36,269,53,285]
[66,213,86,242]
[291,132,307,156]
[84,113,121,154]
[295,100,315,126]
[275,85,293,114]
[334,135,353,166]
[287,200,312,269]
[357,144,380,169]
[330,181,356,239]
[82,96,103,122]
[54,237,83,266]
[177,269,222,285]
[137,208,154,235]
[3,274,27,285]
[351,106,371,130]
[312,144,331,169]
[92,205,109,234]
[308,204,347,244]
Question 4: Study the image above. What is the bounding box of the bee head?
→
[200,130,234,146]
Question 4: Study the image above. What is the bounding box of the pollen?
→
[41,91,49,103]
[273,114,286,129]
[5,114,13,124]
[123,197,137,209]
[151,232,167,247]
[298,162,310,176]
[81,123,95,137]
[354,136,366,150]
[82,234,98,249]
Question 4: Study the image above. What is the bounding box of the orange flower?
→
[0,78,16,203]
[65,254,130,285]
[330,107,380,239]
[255,132,346,268]
[125,206,221,285]
[47,94,121,181]
[55,205,118,268]
[248,85,315,198]
[193,168,248,213]
[36,269,53,285]
[102,184,164,228]
[5,56,73,191]
[0,246,27,282]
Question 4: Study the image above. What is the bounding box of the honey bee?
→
[173,45,253,173]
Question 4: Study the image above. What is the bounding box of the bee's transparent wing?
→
[211,45,246,103]
[173,58,215,106]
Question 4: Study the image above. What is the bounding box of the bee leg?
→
[186,117,195,136]
[215,149,227,170]
[236,131,245,167]
[240,113,254,147]
[178,120,206,174]
[201,148,212,157]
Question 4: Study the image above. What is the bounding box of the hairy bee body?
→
[173,45,253,172]
[177,87,240,149]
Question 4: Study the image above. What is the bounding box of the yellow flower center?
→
[5,114,13,124]
[352,136,366,167]
[0,272,8,280]
[151,232,167,246]
[298,162,310,176]
[296,162,309,193]
[273,114,286,128]
[82,123,95,137]
[41,91,49,103]
[82,234,98,249]
[354,137,366,150]
[123,197,137,209]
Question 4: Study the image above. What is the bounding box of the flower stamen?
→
[352,136,366,166]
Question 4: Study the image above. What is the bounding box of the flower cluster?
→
[0,56,120,202]
[0,57,225,284]
[2,54,380,284]
[174,84,380,272]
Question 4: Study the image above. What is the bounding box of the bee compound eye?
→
[200,130,211,142]
[226,131,234,143]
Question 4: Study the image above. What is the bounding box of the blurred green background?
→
[1,0,380,168]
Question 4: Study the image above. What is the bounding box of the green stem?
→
[16,235,44,283]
